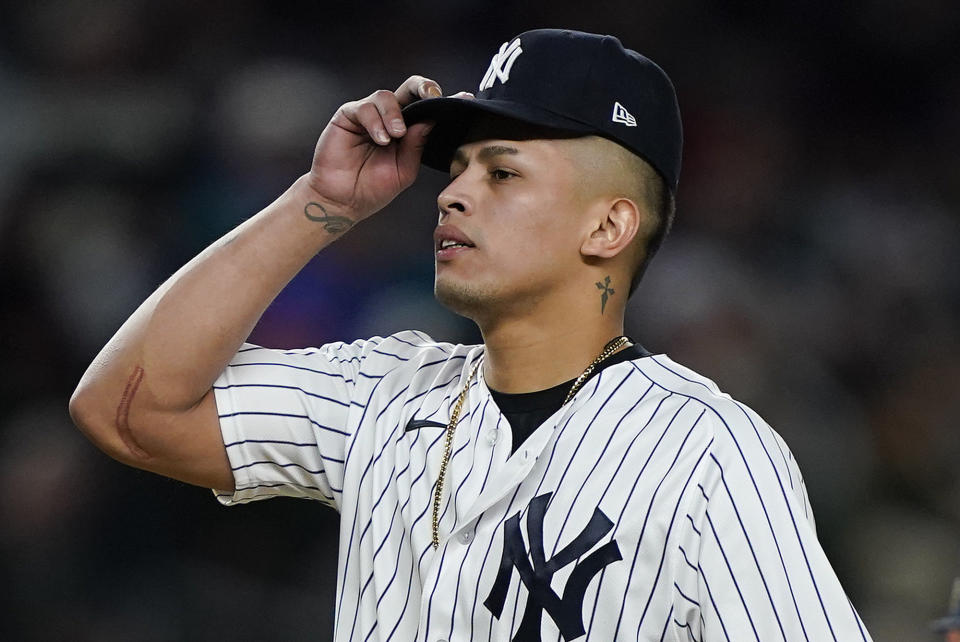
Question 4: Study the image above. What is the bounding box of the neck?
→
[478,305,626,394]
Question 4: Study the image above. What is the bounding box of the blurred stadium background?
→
[1,1,958,639]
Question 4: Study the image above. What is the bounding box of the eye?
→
[490,168,516,181]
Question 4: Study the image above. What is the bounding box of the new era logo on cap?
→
[612,102,637,127]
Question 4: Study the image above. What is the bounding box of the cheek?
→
[487,197,581,270]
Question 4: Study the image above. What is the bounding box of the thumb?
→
[396,121,435,186]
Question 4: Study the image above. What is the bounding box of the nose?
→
[437,179,470,219]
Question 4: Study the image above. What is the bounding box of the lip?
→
[434,223,475,262]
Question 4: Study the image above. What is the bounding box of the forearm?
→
[71,174,356,451]
[71,74,440,477]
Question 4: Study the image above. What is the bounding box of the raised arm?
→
[69,76,443,490]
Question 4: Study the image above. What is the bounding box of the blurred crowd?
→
[1,1,958,640]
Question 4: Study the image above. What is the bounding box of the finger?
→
[449,91,475,100]
[341,99,392,145]
[368,89,407,138]
[395,75,443,107]
[396,121,435,186]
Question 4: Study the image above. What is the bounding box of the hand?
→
[306,75,442,221]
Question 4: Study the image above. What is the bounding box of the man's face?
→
[433,129,595,321]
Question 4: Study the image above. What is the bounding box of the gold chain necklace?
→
[431,335,629,549]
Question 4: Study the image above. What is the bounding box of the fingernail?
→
[427,85,442,98]
[376,130,390,144]
[391,119,405,134]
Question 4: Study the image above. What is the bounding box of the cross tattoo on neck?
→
[596,276,615,314]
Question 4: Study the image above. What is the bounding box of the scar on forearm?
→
[116,366,150,459]
[304,202,354,234]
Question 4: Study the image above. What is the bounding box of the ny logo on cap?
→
[612,101,637,127]
[479,38,523,92]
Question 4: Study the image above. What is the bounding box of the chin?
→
[434,277,495,320]
[435,271,555,323]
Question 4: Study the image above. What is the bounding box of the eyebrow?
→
[451,144,520,167]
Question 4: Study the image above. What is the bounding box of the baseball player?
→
[71,29,873,641]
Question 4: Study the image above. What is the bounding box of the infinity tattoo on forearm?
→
[304,202,354,234]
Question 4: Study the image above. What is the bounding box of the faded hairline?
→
[565,136,676,295]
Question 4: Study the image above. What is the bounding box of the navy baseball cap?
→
[402,28,683,192]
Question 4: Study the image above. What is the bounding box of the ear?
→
[580,198,641,259]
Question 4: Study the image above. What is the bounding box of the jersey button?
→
[485,428,500,445]
[459,530,474,545]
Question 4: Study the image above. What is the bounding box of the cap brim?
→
[402,96,597,172]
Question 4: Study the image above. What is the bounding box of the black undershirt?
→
[488,342,652,454]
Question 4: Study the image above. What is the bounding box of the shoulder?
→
[630,355,805,506]
[631,355,781,445]
[227,330,478,386]
[629,354,759,436]
[315,330,480,383]
[312,330,468,364]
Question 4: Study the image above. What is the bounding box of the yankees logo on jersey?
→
[213,331,871,641]
[484,493,622,641]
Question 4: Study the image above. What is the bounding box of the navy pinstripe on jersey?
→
[212,331,872,641]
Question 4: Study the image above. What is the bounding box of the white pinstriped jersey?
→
[212,331,872,642]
